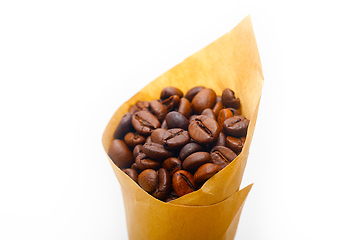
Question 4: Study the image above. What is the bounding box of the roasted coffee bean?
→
[172,170,197,197]
[132,110,160,136]
[227,108,241,116]
[165,191,179,202]
[108,139,134,168]
[123,168,139,183]
[149,100,167,122]
[124,132,146,148]
[152,168,171,200]
[217,108,234,132]
[221,88,240,109]
[191,88,217,114]
[160,87,183,100]
[161,119,168,129]
[113,112,134,140]
[133,144,143,159]
[142,142,172,160]
[145,135,152,143]
[182,152,210,172]
[185,86,205,102]
[201,108,216,120]
[188,115,220,145]
[178,142,203,161]
[135,153,161,171]
[163,128,190,150]
[165,111,189,130]
[162,157,182,176]
[188,114,199,123]
[194,163,221,183]
[223,115,250,137]
[162,95,180,112]
[131,162,140,173]
[226,136,246,154]
[129,101,150,114]
[211,132,226,147]
[150,128,167,145]
[210,146,237,169]
[212,102,224,119]
[177,98,192,119]
[138,169,158,193]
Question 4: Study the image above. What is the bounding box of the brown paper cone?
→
[102,15,263,239]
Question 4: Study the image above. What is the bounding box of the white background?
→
[1,0,360,239]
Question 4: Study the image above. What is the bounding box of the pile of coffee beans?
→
[108,86,249,202]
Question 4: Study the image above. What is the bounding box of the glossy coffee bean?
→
[227,108,240,116]
[221,88,240,109]
[185,86,205,102]
[113,112,134,140]
[133,144,143,159]
[210,146,237,169]
[142,142,172,160]
[223,116,250,137]
[135,153,161,171]
[177,98,192,119]
[108,139,134,168]
[188,114,199,123]
[212,102,224,119]
[162,157,182,176]
[172,170,197,197]
[149,100,167,122]
[129,101,150,114]
[131,162,140,173]
[163,128,190,150]
[178,142,203,160]
[165,111,189,130]
[201,108,216,120]
[217,108,234,132]
[182,152,210,172]
[191,88,217,114]
[123,168,139,183]
[194,163,221,183]
[145,135,152,144]
[162,95,180,112]
[211,132,226,147]
[188,115,220,145]
[226,136,246,154]
[150,128,167,144]
[152,168,171,200]
[160,87,183,100]
[138,169,158,193]
[161,119,168,129]
[131,110,160,136]
[124,132,146,148]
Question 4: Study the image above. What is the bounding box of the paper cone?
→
[102,15,263,239]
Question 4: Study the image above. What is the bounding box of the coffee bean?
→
[163,128,190,150]
[211,132,226,148]
[217,108,233,132]
[142,142,172,160]
[165,111,189,130]
[212,102,224,119]
[152,168,171,200]
[162,157,182,176]
[178,142,203,161]
[223,115,250,137]
[133,144,143,159]
[210,146,237,169]
[132,110,160,136]
[182,152,210,172]
[138,169,158,193]
[160,87,183,100]
[129,101,150,114]
[194,163,221,183]
[172,170,197,197]
[221,88,240,109]
[122,168,139,183]
[178,97,192,118]
[188,115,220,145]
[149,100,167,122]
[185,86,205,102]
[150,128,167,144]
[113,112,134,140]
[124,132,146,148]
[201,108,216,120]
[162,95,180,112]
[226,136,246,154]
[135,153,161,171]
[191,88,217,114]
[108,139,134,168]
[164,191,179,202]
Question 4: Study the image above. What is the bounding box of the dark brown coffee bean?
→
[188,114,199,123]
[185,86,205,102]
[211,132,226,147]
[124,132,146,148]
[226,136,246,154]
[210,146,237,169]
[217,108,234,132]
[123,168,139,183]
[163,128,190,150]
[150,128,167,144]
[138,169,158,193]
[131,162,140,173]
[152,168,171,200]
[172,170,197,197]
[194,163,221,183]
[131,110,160,136]
[226,108,241,116]
[223,116,250,137]
[178,97,192,119]
[162,95,180,112]
[182,152,210,172]
[188,115,220,145]
[135,153,161,171]
[108,139,134,168]
[221,88,240,109]
[133,144,143,159]
[113,112,134,140]
[201,108,216,119]
[162,157,182,176]
[149,100,167,122]
[212,102,224,119]
[142,142,172,160]
[191,88,217,114]
[129,101,150,114]
[161,119,168,129]
[145,135,152,144]
[160,87,183,100]
[178,142,203,161]
[165,111,189,130]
